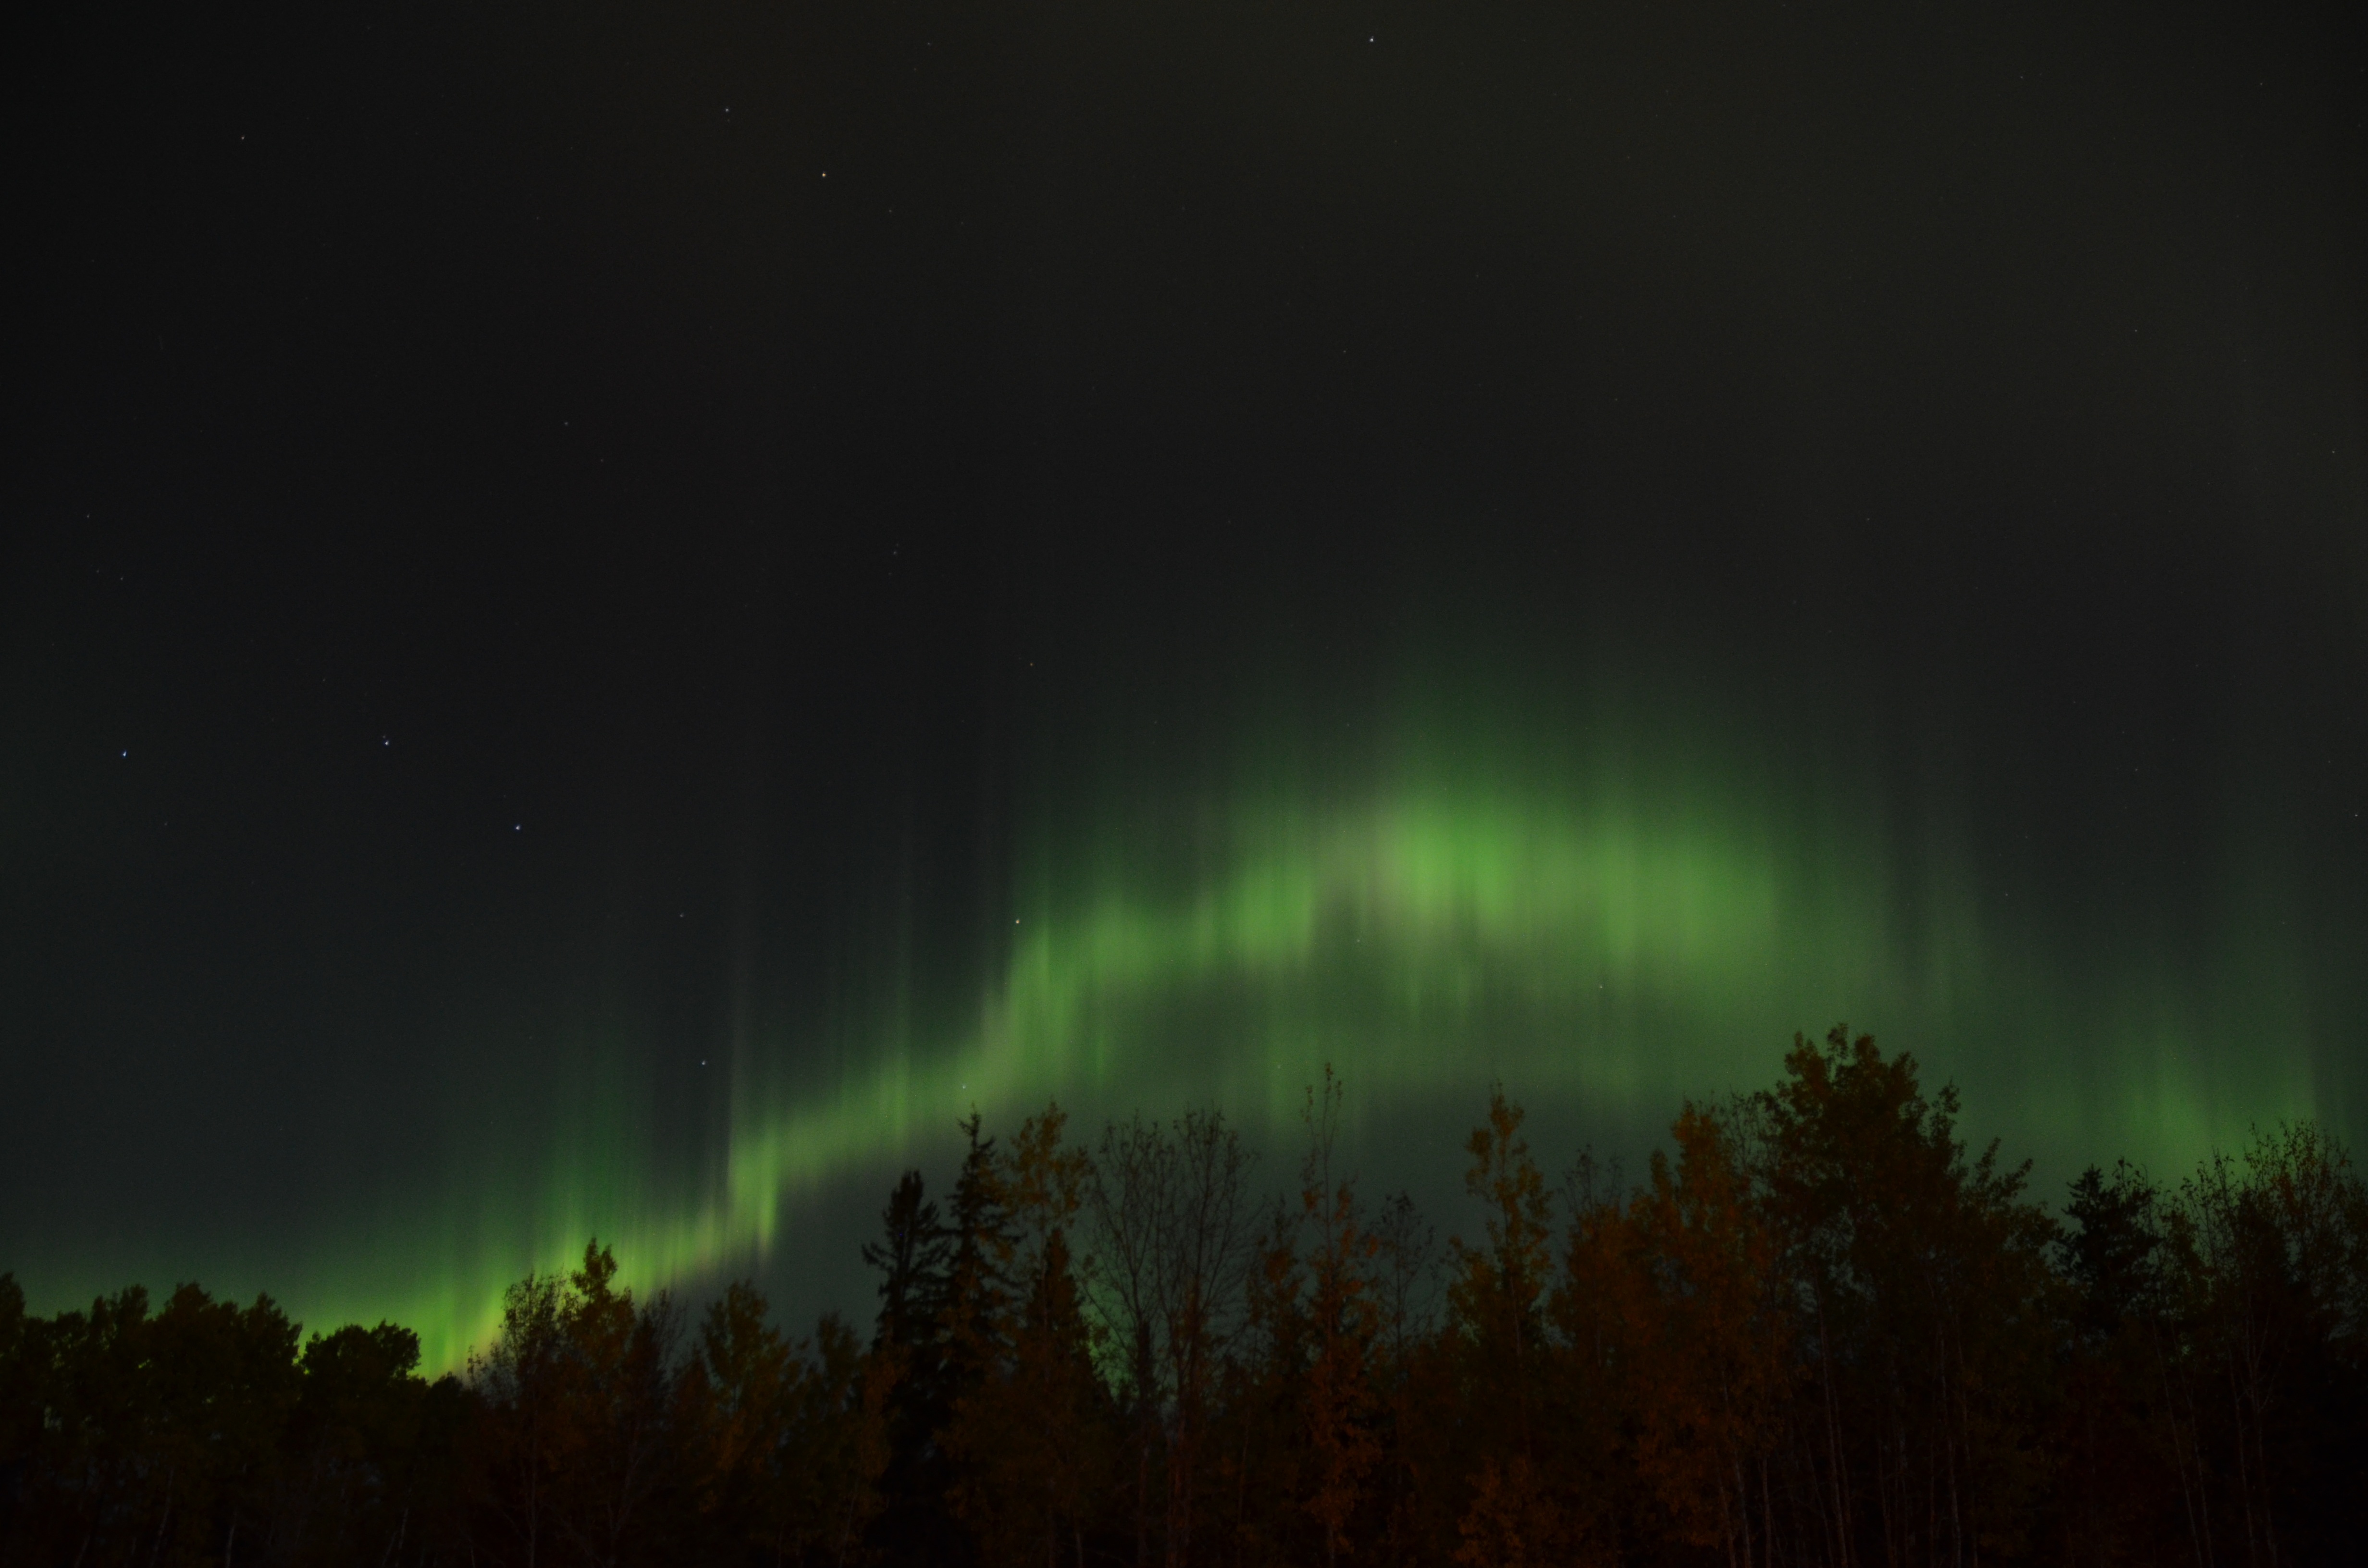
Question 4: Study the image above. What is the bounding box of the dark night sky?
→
[6,0,2364,1363]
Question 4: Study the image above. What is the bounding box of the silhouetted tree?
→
[1447,1087,1569,1568]
[2162,1122,2368,1568]
[1368,1188,1445,1568]
[864,1171,950,1361]
[1750,1026,2060,1568]
[277,1319,446,1564]
[861,1167,949,1566]
[1297,1068,1383,1567]
[945,1103,1114,1568]
[1088,1108,1256,1568]
[5,1029,2365,1568]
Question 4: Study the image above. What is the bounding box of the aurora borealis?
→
[8,0,2364,1372]
[371,634,2358,1369]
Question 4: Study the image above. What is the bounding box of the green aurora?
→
[274,660,2350,1372]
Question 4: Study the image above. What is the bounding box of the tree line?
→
[3,1028,2363,1567]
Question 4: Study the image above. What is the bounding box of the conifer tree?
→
[863,1164,957,1567]
[947,1103,1112,1568]
[863,1168,950,1360]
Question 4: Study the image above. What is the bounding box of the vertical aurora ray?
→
[279,646,2350,1373]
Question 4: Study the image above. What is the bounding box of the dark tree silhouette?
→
[4,1030,2364,1568]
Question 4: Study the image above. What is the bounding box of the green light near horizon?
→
[274,706,2336,1375]
[50,622,2306,1384]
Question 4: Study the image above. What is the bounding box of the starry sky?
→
[7,0,2364,1367]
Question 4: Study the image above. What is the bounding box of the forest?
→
[3,1028,2363,1567]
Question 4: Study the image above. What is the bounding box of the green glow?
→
[247,660,2349,1375]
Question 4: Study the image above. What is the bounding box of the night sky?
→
[8,0,2364,1368]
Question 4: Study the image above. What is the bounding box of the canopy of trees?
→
[4,1029,2363,1566]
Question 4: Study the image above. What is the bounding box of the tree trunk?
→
[148,1462,178,1568]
